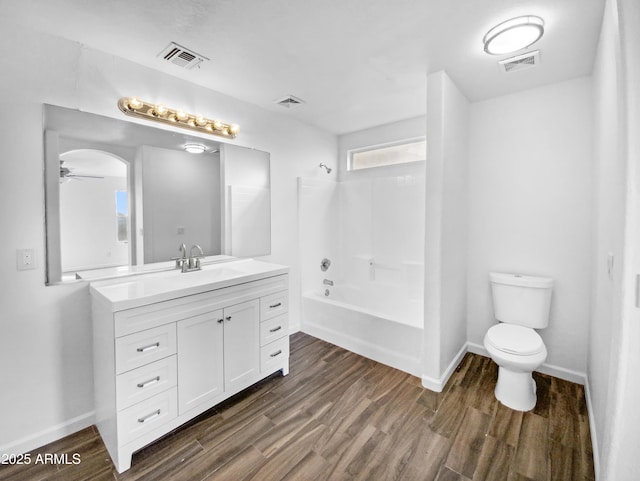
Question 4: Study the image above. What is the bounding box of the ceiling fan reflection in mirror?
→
[59,160,105,183]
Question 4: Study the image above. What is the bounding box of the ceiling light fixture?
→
[183,143,207,154]
[483,15,544,55]
[117,97,239,139]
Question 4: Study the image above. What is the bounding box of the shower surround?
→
[298,171,425,375]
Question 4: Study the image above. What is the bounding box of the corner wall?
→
[591,0,640,479]
[422,71,469,390]
[588,0,626,474]
[603,0,640,478]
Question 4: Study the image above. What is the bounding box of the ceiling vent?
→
[158,42,208,70]
[274,95,305,109]
[498,50,540,73]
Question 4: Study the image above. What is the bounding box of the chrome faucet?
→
[173,243,188,269]
[175,243,204,272]
[323,279,334,286]
[187,244,204,270]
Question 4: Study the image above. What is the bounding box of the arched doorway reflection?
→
[59,149,130,274]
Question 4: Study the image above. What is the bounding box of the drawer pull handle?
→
[225,316,232,321]
[137,376,160,389]
[137,342,160,353]
[269,326,282,333]
[138,409,161,423]
[217,318,224,324]
[269,302,282,309]
[270,349,283,358]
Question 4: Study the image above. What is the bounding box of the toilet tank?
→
[490,272,553,328]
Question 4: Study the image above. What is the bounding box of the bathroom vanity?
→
[89,258,289,473]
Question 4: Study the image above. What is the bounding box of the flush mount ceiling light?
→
[183,143,207,154]
[483,15,544,55]
[117,97,239,139]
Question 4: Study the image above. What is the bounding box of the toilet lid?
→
[486,324,544,356]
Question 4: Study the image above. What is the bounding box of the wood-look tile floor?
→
[0,332,595,481]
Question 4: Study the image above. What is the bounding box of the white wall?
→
[297,178,340,297]
[141,145,221,263]
[589,0,626,469]
[0,22,336,454]
[60,175,128,271]
[604,0,640,478]
[423,71,469,389]
[591,0,640,479]
[466,77,593,380]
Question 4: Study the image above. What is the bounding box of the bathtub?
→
[301,284,423,376]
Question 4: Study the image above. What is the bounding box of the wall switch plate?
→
[16,248,36,271]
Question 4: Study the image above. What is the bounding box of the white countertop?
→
[75,255,238,281]
[89,258,289,311]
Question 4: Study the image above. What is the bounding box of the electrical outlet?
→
[16,248,36,271]
[177,226,185,235]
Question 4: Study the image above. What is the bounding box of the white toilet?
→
[484,272,553,411]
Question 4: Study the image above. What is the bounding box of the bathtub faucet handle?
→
[320,258,331,272]
[323,279,334,286]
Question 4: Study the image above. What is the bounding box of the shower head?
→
[319,163,332,174]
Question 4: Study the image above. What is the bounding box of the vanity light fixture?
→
[183,143,207,154]
[117,97,239,139]
[483,15,544,55]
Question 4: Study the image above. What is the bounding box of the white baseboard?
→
[422,343,468,392]
[584,378,600,480]
[0,411,95,456]
[301,322,421,377]
[466,341,587,385]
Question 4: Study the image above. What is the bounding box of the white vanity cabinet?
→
[90,262,288,473]
[177,299,261,416]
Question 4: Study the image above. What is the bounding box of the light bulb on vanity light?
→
[152,104,167,116]
[126,97,144,110]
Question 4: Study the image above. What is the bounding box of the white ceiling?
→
[9,0,604,134]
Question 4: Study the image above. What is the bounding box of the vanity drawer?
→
[260,336,289,373]
[116,356,177,410]
[117,387,177,445]
[115,324,177,374]
[259,314,288,346]
[260,291,288,321]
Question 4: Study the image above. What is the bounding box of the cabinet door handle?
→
[217,318,224,324]
[138,409,161,423]
[225,316,232,321]
[137,376,160,389]
[270,349,283,358]
[137,342,160,353]
[269,326,282,333]
[269,302,282,309]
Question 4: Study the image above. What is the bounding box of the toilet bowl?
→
[484,323,547,411]
[484,272,553,412]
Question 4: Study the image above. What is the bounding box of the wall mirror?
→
[44,104,271,285]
